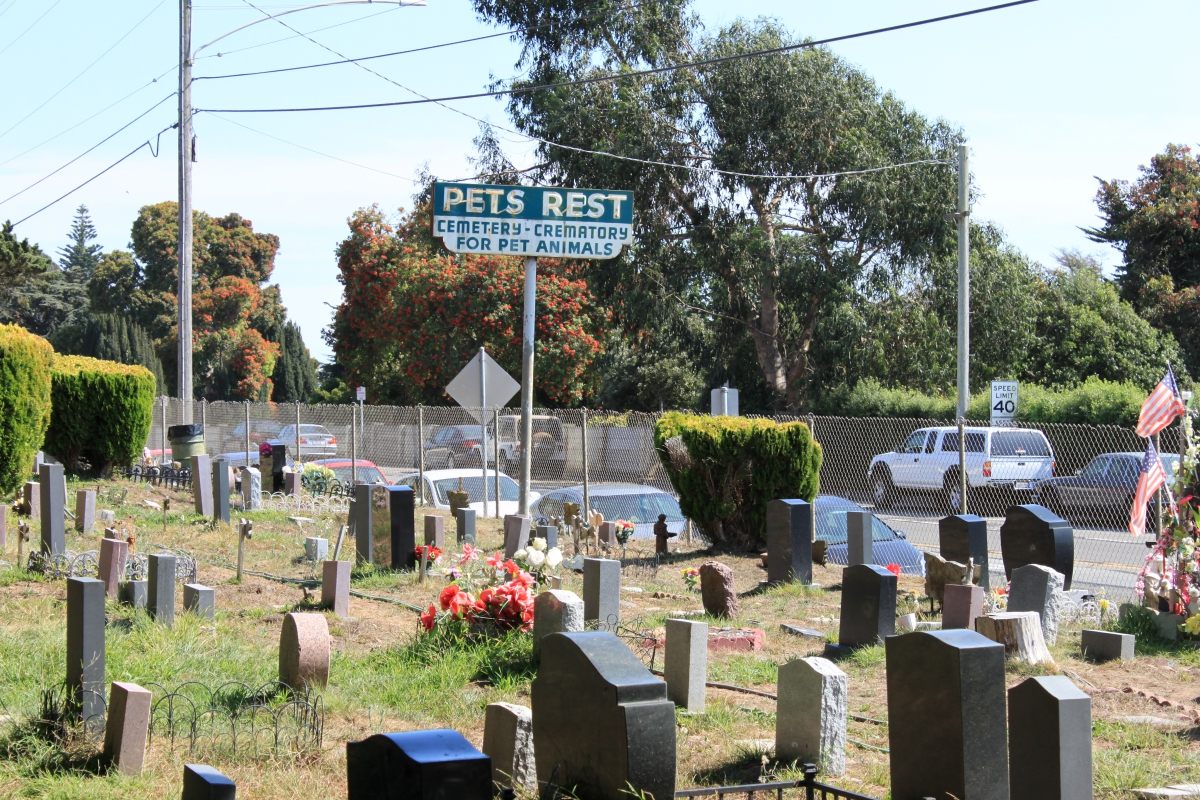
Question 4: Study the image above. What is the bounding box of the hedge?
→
[43,354,155,475]
[0,325,54,496]
[655,412,822,550]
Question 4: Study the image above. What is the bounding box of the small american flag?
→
[1128,439,1167,536]
[1136,365,1187,437]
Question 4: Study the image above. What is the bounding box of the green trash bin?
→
[168,423,206,461]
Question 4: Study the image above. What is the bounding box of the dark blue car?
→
[816,495,926,576]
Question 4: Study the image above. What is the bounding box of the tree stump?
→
[975,612,1054,666]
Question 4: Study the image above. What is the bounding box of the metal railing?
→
[675,764,879,799]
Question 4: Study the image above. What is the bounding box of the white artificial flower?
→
[545,548,563,569]
[530,537,547,552]
[513,548,528,562]
[527,549,546,567]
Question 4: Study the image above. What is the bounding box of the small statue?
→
[653,513,677,556]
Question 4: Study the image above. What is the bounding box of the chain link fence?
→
[147,399,1178,596]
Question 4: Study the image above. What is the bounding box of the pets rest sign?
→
[432,182,634,259]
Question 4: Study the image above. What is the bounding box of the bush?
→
[0,325,54,496]
[43,354,155,475]
[655,412,822,550]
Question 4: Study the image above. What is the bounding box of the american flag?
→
[1129,439,1167,536]
[1136,365,1187,437]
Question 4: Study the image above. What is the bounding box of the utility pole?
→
[956,144,970,420]
[518,256,536,514]
[177,0,194,422]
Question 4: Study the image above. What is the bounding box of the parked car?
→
[306,457,389,487]
[867,426,1055,512]
[815,495,926,576]
[1032,451,1180,529]
[496,414,566,478]
[423,425,488,470]
[531,483,688,540]
[395,468,540,516]
[224,420,283,453]
[268,424,338,458]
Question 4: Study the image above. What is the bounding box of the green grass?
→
[709,654,778,687]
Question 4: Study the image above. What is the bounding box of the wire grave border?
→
[26,548,196,583]
[675,764,879,800]
[118,465,193,490]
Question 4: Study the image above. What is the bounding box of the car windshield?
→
[589,492,684,524]
[432,476,518,503]
[815,499,899,544]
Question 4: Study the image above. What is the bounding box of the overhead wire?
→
[192,2,399,60]
[0,0,63,58]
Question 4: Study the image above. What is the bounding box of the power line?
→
[197,0,1038,115]
[192,3,399,60]
[0,0,63,59]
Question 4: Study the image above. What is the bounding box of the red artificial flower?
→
[501,559,520,576]
[885,563,902,577]
[460,543,477,563]
[486,553,504,568]
[448,591,475,619]
[439,583,459,611]
[419,604,437,631]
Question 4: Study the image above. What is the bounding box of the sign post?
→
[990,380,1018,426]
[434,182,634,512]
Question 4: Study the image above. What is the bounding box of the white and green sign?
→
[432,182,634,259]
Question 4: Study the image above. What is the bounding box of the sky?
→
[2,0,1198,366]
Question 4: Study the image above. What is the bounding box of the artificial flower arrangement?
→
[681,567,700,592]
[613,519,636,546]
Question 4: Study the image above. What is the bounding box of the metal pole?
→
[493,408,501,515]
[243,401,250,465]
[351,403,357,486]
[160,396,167,461]
[581,407,590,522]
[807,413,816,546]
[294,400,301,468]
[177,0,194,421]
[958,417,968,515]
[417,405,425,505]
[480,347,489,518]
[518,255,537,514]
[200,398,206,436]
[956,143,970,420]
[1154,431,1163,533]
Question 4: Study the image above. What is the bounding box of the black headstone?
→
[386,485,415,570]
[346,729,491,800]
[40,462,66,555]
[886,630,1009,800]
[533,631,676,800]
[270,443,287,492]
[212,459,231,525]
[352,483,374,564]
[766,499,812,585]
[455,507,476,545]
[1008,676,1092,799]
[1000,504,1074,590]
[66,577,105,724]
[837,564,897,648]
[183,763,237,799]
[939,514,990,590]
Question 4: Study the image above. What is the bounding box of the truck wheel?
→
[871,468,894,509]
[944,471,965,513]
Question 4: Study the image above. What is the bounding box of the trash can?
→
[167,423,205,460]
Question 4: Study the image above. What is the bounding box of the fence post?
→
[417,405,425,505]
[160,396,167,461]
[807,413,817,548]
[958,417,967,514]
[200,398,207,435]
[493,408,501,519]
[244,401,251,463]
[295,401,301,467]
[802,762,817,800]
[351,402,357,487]
[581,407,590,520]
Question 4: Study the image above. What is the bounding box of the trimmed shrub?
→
[43,354,155,475]
[0,324,54,496]
[655,412,822,550]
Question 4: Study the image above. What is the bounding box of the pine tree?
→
[271,321,318,402]
[58,205,103,282]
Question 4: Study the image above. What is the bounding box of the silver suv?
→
[867,426,1055,512]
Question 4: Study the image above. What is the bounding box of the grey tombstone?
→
[1007,563,1066,645]
[1001,504,1074,590]
[598,521,618,548]
[424,514,445,549]
[532,588,584,659]
[191,454,213,517]
[504,514,531,558]
[183,763,237,800]
[766,498,812,585]
[387,485,415,569]
[285,470,301,497]
[24,480,40,521]
[322,560,351,619]
[1080,629,1134,662]
[837,564,897,648]
[103,681,152,776]
[211,458,231,525]
[776,656,848,776]
[120,580,148,609]
[583,557,620,630]
[240,467,262,510]
[886,629,1009,800]
[533,631,676,800]
[536,523,558,550]
[74,489,96,533]
[147,553,177,626]
[455,507,476,545]
[39,462,65,555]
[97,536,129,599]
[483,702,537,795]
[1008,676,1093,800]
[183,583,215,619]
[353,483,374,564]
[304,536,329,562]
[665,618,708,712]
[846,510,873,567]
[940,514,991,590]
[346,729,492,800]
[66,576,105,724]
[0,505,6,551]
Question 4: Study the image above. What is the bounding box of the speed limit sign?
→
[990,380,1018,425]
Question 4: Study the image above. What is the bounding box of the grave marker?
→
[504,514,530,558]
[97,536,129,599]
[279,612,330,690]
[66,576,105,723]
[1081,629,1134,662]
[182,763,237,800]
[352,483,374,564]
[1008,676,1092,799]
[24,480,40,521]
[942,583,986,630]
[846,510,873,567]
[532,588,584,658]
[665,618,708,712]
[776,657,848,775]
[699,560,739,618]
[767,498,812,585]
[183,583,215,619]
[322,560,351,619]
[211,459,230,524]
[583,557,620,630]
[74,489,96,533]
[147,553,177,626]
[837,564,897,648]
[39,463,65,555]
[1001,504,1073,589]
[119,580,147,609]
[940,513,990,589]
[455,507,476,545]
[536,523,558,550]
[1007,563,1067,645]
[304,536,328,562]
[103,681,152,776]
[190,454,213,516]
[240,466,262,510]
[483,702,537,795]
[424,514,445,549]
[346,729,492,800]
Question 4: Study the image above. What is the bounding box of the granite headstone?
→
[1000,504,1073,590]
[346,729,491,800]
[837,564,897,648]
[766,498,812,585]
[1008,676,1092,800]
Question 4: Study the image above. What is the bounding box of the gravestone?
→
[699,560,738,618]
[183,583,215,619]
[285,470,301,497]
[119,580,148,609]
[147,553,177,626]
[346,729,492,800]
[942,584,986,630]
[376,485,415,569]
[304,536,328,562]
[353,483,374,564]
[1008,676,1092,799]
[75,489,96,533]
[582,557,620,630]
[240,467,262,510]
[766,498,812,585]
[837,564,897,648]
[887,630,1009,800]
[533,588,584,658]
[533,631,676,800]
[424,514,445,549]
[182,763,237,800]
[191,454,213,517]
[322,560,351,618]
[536,523,558,550]
[103,681,152,776]
[1001,504,1074,590]
[211,458,231,525]
[24,480,40,520]
[1007,563,1067,645]
[504,514,531,558]
[598,521,618,549]
[940,514,990,590]
[269,443,287,492]
[776,656,848,775]
[846,510,873,567]
[279,612,330,690]
[483,702,537,795]
[39,463,65,555]
[66,576,105,723]
[97,536,129,599]
[1081,629,1134,662]
[665,618,708,712]
[455,507,476,545]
